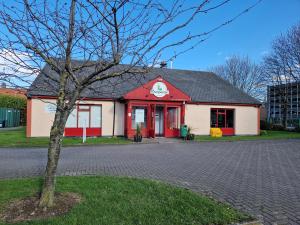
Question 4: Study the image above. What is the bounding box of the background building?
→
[267,81,300,127]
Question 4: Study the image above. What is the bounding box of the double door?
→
[150,105,180,138]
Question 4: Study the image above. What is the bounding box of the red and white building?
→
[26,64,261,138]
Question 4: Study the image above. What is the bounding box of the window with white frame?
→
[66,105,102,128]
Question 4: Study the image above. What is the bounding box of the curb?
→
[232,220,263,225]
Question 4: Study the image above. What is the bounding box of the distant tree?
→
[0,0,261,208]
[210,55,264,100]
[263,23,300,128]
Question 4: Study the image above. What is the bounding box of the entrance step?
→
[141,137,183,144]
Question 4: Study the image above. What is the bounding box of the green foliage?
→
[186,126,195,140]
[136,124,141,136]
[270,124,285,131]
[0,176,251,225]
[260,130,268,136]
[0,94,26,110]
[295,126,300,133]
[260,120,271,130]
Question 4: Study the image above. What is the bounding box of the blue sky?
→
[170,0,300,71]
[1,0,299,73]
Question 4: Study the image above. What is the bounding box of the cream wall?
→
[29,98,124,137]
[29,98,258,137]
[185,104,259,135]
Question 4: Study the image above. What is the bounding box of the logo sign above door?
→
[150,82,169,97]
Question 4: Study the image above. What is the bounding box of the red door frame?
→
[164,106,181,137]
[211,108,235,136]
[64,104,102,137]
[125,100,185,138]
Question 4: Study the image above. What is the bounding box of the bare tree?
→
[0,0,261,208]
[263,23,300,128]
[210,55,264,100]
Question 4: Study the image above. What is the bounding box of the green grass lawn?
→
[195,130,300,142]
[0,127,131,148]
[0,176,251,225]
[1,127,299,148]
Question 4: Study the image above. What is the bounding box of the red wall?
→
[123,76,190,102]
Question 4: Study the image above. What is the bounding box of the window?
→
[78,111,89,127]
[210,109,234,128]
[66,105,102,128]
[167,107,179,129]
[66,108,77,128]
[227,110,234,128]
[132,106,147,129]
[90,106,101,128]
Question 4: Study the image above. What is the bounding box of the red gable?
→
[123,76,190,101]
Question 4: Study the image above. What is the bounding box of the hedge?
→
[0,94,27,110]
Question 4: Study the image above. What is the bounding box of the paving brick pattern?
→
[1,140,300,225]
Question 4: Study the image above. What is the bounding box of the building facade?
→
[267,81,300,126]
[27,64,261,138]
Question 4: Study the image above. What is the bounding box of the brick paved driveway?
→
[1,139,300,225]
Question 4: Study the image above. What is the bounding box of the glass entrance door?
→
[155,107,164,136]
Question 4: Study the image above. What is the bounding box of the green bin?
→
[0,108,21,128]
[180,124,188,138]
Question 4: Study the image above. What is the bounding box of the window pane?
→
[79,105,89,110]
[91,106,101,128]
[66,108,77,128]
[78,111,89,128]
[167,107,179,129]
[218,113,226,128]
[132,106,147,129]
[211,109,217,127]
[227,110,234,128]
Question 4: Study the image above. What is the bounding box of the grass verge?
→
[195,130,300,142]
[0,176,251,225]
[0,127,131,148]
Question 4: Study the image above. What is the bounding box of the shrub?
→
[186,126,195,140]
[134,124,142,142]
[260,130,268,136]
[270,124,285,131]
[295,124,300,133]
[260,120,271,130]
[0,94,26,110]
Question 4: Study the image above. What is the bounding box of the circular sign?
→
[150,82,169,97]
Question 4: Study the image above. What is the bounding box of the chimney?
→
[160,61,167,68]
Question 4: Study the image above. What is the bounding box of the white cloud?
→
[272,75,296,82]
[260,50,268,56]
[0,49,39,87]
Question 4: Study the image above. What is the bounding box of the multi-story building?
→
[267,81,300,126]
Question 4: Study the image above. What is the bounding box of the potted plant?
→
[186,126,195,140]
[134,124,143,142]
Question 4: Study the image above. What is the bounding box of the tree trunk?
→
[39,108,69,208]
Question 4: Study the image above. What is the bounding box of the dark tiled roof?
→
[28,62,260,104]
